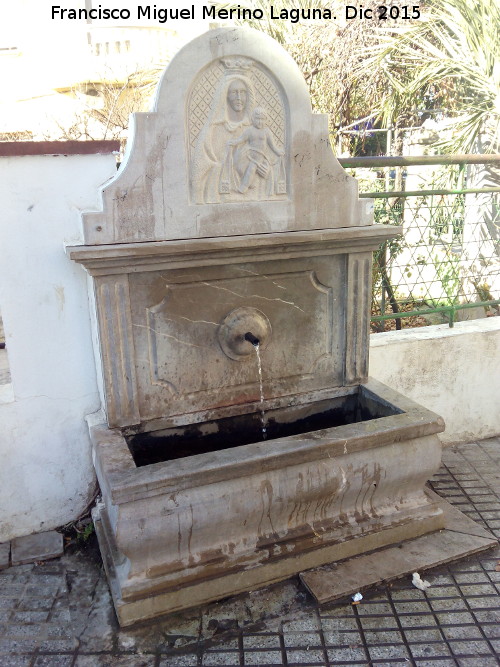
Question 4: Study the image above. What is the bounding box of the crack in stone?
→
[133,323,208,348]
[236,267,287,290]
[171,315,219,327]
[201,282,304,312]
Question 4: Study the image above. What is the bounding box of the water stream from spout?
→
[255,344,267,440]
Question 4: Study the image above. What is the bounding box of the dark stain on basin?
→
[127,392,404,466]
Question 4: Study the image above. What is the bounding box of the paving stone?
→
[408,642,452,658]
[25,582,63,597]
[38,639,79,651]
[426,587,463,600]
[2,623,47,639]
[285,647,325,662]
[11,611,50,623]
[281,616,320,632]
[1,569,34,583]
[50,608,72,623]
[364,629,405,644]
[243,634,281,649]
[326,645,366,661]
[0,597,18,611]
[435,611,475,625]
[357,614,398,630]
[159,656,199,666]
[33,656,75,666]
[0,542,10,570]
[0,656,33,666]
[454,572,490,584]
[403,628,444,642]
[441,624,483,640]
[393,601,431,614]
[283,631,323,647]
[449,560,483,573]
[448,639,494,655]
[319,615,358,632]
[456,658,500,667]
[11,532,63,566]
[429,597,468,612]
[368,643,411,660]
[31,562,66,577]
[355,601,394,616]
[202,651,242,665]
[1,584,27,597]
[389,588,428,600]
[16,597,54,612]
[74,656,156,666]
[0,639,41,653]
[459,583,498,596]
[481,626,500,643]
[465,596,500,609]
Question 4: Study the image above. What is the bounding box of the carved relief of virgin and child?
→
[190,59,287,204]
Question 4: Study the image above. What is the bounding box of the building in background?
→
[0,0,210,141]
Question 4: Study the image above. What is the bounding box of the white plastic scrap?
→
[412,572,431,591]
[351,592,363,603]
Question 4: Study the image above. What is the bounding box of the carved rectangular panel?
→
[344,253,372,384]
[95,276,140,428]
[128,257,345,425]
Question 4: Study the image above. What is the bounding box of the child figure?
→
[227,107,284,194]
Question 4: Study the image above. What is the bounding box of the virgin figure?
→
[191,74,255,203]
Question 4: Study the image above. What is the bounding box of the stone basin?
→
[127,381,405,466]
[90,378,445,626]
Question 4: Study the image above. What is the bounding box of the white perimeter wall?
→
[0,151,116,542]
[0,150,499,542]
[370,317,500,445]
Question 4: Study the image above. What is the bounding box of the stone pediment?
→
[82,26,372,245]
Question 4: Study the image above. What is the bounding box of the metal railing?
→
[338,155,500,330]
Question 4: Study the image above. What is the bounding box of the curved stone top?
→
[82,26,372,245]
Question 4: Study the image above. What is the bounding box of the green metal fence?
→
[338,155,500,330]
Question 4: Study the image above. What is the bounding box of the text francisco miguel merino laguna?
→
[51,4,421,23]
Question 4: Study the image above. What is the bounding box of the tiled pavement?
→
[1,438,500,666]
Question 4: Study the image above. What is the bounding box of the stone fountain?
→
[68,27,496,626]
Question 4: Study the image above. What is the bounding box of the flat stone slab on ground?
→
[11,530,63,566]
[300,492,498,605]
[0,541,10,569]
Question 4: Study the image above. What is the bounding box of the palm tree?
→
[358,0,500,314]
[359,0,500,154]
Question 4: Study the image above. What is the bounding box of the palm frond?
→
[357,0,500,153]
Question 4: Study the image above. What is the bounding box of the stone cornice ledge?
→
[67,225,401,275]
